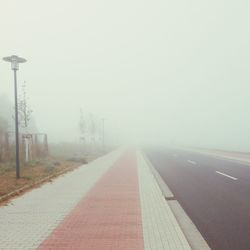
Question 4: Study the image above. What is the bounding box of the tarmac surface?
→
[146,148,250,250]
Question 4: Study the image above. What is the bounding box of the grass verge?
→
[0,157,86,205]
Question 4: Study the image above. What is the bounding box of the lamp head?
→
[3,55,27,70]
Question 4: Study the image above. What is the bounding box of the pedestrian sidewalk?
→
[0,149,191,250]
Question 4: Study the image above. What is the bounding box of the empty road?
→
[146,149,250,250]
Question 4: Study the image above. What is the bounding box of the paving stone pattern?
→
[0,150,191,250]
[39,152,144,250]
[0,150,121,250]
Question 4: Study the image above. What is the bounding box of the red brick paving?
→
[39,152,144,250]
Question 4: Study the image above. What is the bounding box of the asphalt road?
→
[145,149,250,250]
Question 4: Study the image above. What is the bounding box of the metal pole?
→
[3,55,26,179]
[14,69,20,179]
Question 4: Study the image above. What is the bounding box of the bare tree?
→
[0,117,8,162]
[79,108,86,136]
[18,82,33,161]
[18,82,32,130]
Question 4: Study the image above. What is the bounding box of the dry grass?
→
[0,158,82,197]
[0,142,107,204]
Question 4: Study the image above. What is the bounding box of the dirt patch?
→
[0,158,83,203]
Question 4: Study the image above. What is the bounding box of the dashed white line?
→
[187,160,197,165]
[215,171,238,181]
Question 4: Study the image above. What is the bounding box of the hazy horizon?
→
[1,0,250,151]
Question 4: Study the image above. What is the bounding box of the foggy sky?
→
[1,0,250,150]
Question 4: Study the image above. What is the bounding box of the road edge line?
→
[179,147,250,166]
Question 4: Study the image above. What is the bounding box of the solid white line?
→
[215,171,238,180]
[187,160,197,165]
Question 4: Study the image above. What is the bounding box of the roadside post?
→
[3,55,27,179]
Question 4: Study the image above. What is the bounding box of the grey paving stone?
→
[137,151,191,250]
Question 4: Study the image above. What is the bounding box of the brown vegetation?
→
[0,158,82,199]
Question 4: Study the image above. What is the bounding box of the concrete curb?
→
[168,201,211,250]
[142,151,174,200]
[137,151,191,249]
[141,151,211,250]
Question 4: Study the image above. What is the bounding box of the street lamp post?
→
[3,55,27,179]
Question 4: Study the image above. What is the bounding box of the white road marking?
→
[187,160,197,165]
[215,171,238,181]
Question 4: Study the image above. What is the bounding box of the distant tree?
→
[18,82,33,161]
[0,117,8,133]
[89,115,96,137]
[0,94,13,128]
[0,117,8,161]
[79,108,86,135]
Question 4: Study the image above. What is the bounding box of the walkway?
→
[0,149,191,250]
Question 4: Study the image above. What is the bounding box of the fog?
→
[1,0,250,151]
